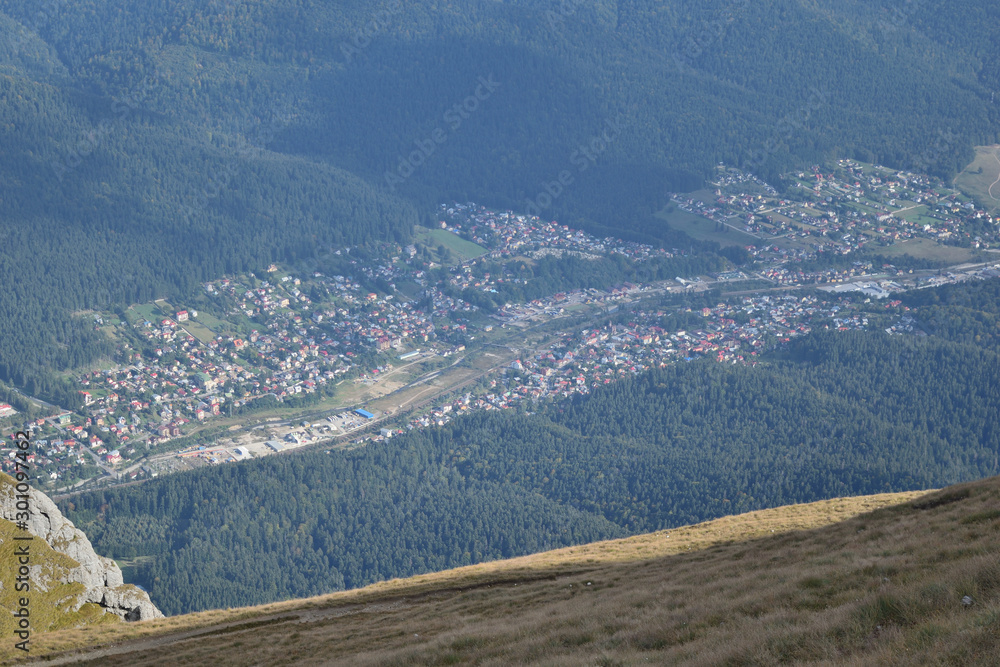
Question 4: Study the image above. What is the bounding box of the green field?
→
[57,357,118,381]
[193,310,241,335]
[179,320,218,344]
[654,204,758,248]
[891,204,930,222]
[954,145,1000,212]
[900,212,942,228]
[128,304,164,323]
[393,280,424,300]
[414,227,487,263]
[878,238,976,264]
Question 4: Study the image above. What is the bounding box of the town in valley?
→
[5,159,1000,495]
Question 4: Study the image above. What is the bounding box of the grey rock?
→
[102,557,125,588]
[102,586,163,621]
[0,475,164,622]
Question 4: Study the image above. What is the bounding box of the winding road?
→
[989,149,1000,201]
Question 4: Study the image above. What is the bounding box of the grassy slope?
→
[655,203,759,248]
[414,227,488,264]
[878,238,977,264]
[16,478,1000,665]
[954,145,1000,213]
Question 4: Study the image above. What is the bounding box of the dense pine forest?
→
[63,305,1000,614]
[3,0,1000,399]
[902,278,1000,349]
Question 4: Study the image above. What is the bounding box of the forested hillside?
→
[63,324,1000,615]
[902,278,1000,350]
[2,0,1000,399]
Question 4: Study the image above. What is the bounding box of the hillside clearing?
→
[954,145,1000,213]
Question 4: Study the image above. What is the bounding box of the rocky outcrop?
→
[0,474,164,621]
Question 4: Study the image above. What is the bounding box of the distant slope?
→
[955,145,1000,212]
[18,478,1000,665]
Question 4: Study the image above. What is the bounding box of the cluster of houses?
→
[385,293,873,437]
[401,259,1000,440]
[58,260,476,471]
[1,408,136,483]
[759,262,881,286]
[496,286,636,325]
[440,203,681,263]
[497,293,869,396]
[697,162,999,258]
[21,165,997,485]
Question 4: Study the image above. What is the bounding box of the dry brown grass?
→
[10,481,1000,666]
